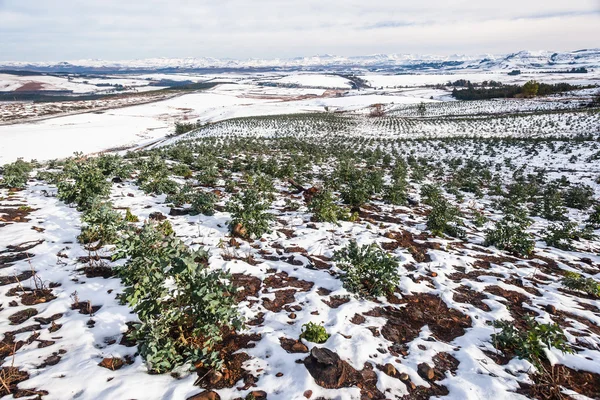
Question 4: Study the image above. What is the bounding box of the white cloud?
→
[0,0,599,60]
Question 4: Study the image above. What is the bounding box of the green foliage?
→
[492,316,573,369]
[563,184,594,210]
[420,184,442,205]
[57,158,112,211]
[226,188,273,239]
[78,201,124,245]
[485,207,534,257]
[190,191,217,216]
[426,196,465,239]
[136,155,178,195]
[125,208,139,222]
[543,222,580,251]
[333,240,399,298]
[561,272,600,297]
[114,222,242,373]
[588,204,600,228]
[300,322,330,344]
[338,166,383,210]
[522,80,539,97]
[472,209,488,228]
[383,177,408,206]
[308,189,348,224]
[0,159,33,189]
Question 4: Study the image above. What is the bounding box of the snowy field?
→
[0,69,600,400]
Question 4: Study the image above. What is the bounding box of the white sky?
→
[1,0,599,61]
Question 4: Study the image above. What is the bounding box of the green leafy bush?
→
[57,159,111,211]
[190,191,217,216]
[0,159,33,189]
[333,240,399,298]
[543,222,595,251]
[114,222,242,373]
[492,316,573,369]
[136,155,178,195]
[308,189,349,224]
[226,188,273,239]
[420,184,442,205]
[563,184,594,210]
[484,208,534,257]
[78,201,124,245]
[300,322,330,344]
[426,197,466,239]
[561,272,600,297]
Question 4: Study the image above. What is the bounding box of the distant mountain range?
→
[1,49,599,74]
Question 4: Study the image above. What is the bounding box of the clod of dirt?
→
[99,357,125,371]
[280,337,309,353]
[148,211,167,221]
[187,391,221,400]
[8,308,38,325]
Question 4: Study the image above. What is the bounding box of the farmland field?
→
[1,70,600,400]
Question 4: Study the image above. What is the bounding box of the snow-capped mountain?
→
[1,49,598,73]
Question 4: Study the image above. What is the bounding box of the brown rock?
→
[417,363,435,381]
[187,391,220,400]
[148,212,167,221]
[98,357,124,371]
[303,347,354,389]
[383,363,397,377]
[247,391,267,399]
[303,390,313,398]
[545,304,557,314]
[399,373,410,382]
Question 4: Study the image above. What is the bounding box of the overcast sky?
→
[1,0,599,61]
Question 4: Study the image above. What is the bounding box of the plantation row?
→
[388,98,591,118]
[176,109,600,141]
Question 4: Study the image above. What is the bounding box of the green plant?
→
[308,189,348,224]
[426,196,466,239]
[57,158,111,211]
[0,159,33,189]
[563,184,594,210]
[190,191,217,216]
[114,222,242,373]
[300,322,330,344]
[485,207,534,257]
[78,201,124,245]
[125,208,139,222]
[561,272,600,297]
[543,222,594,251]
[226,188,273,239]
[492,316,573,369]
[333,240,399,298]
[420,184,442,205]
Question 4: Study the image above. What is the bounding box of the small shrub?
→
[114,222,242,373]
[563,184,594,210]
[226,188,273,239]
[561,272,600,297]
[485,208,534,257]
[125,208,139,222]
[57,159,111,211]
[78,201,124,245]
[543,222,594,251]
[0,159,33,189]
[492,316,573,369]
[426,197,465,239]
[333,240,399,298]
[308,189,348,224]
[190,191,217,216]
[300,322,330,344]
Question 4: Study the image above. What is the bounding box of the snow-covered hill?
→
[1,49,599,73]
